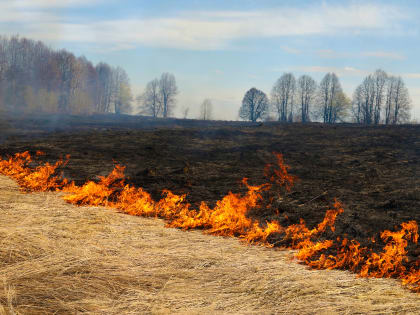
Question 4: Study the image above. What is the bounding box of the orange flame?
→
[0,151,418,293]
[0,151,69,191]
[264,153,296,192]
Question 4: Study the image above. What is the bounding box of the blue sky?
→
[1,0,420,120]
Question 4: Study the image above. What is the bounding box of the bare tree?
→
[239,87,269,122]
[95,62,113,113]
[56,49,82,113]
[332,91,351,123]
[389,77,411,124]
[373,69,387,124]
[318,73,345,123]
[297,75,316,123]
[200,98,213,120]
[352,85,363,123]
[360,75,374,124]
[384,76,396,125]
[181,106,190,119]
[352,70,410,125]
[111,66,132,114]
[137,73,178,118]
[353,69,387,124]
[0,38,5,109]
[138,78,161,117]
[271,73,296,122]
[0,35,131,115]
[159,72,178,118]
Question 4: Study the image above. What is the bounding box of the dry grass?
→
[0,176,419,314]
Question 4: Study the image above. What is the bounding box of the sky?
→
[1,0,420,121]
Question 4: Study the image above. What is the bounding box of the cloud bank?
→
[0,2,409,50]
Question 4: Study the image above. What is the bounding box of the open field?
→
[1,113,418,248]
[1,175,419,314]
[0,113,419,312]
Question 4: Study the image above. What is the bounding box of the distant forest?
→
[0,35,132,115]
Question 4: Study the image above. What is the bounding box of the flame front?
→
[0,151,418,293]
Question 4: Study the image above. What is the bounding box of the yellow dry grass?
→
[0,175,419,315]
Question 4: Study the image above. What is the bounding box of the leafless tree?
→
[56,49,81,113]
[318,72,346,123]
[239,87,269,122]
[384,76,395,125]
[297,75,316,123]
[95,62,113,113]
[159,72,178,118]
[181,106,190,119]
[200,98,213,120]
[0,35,131,115]
[271,73,296,122]
[137,73,178,118]
[352,69,388,124]
[387,76,411,124]
[332,91,351,123]
[111,66,131,114]
[352,85,363,123]
[359,75,374,124]
[138,78,161,117]
[352,70,410,124]
[373,69,387,124]
[0,38,6,108]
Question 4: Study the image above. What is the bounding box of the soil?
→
[1,112,419,261]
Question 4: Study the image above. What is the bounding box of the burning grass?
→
[1,176,420,314]
[0,151,419,297]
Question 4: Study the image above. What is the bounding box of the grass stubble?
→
[0,176,419,314]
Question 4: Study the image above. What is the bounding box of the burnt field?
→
[1,113,419,256]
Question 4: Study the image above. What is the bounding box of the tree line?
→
[239,70,411,124]
[0,35,413,124]
[0,35,132,115]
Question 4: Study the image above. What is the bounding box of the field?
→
[0,112,419,313]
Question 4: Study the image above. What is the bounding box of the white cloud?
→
[10,0,102,8]
[0,0,102,23]
[362,51,405,60]
[0,3,409,51]
[281,46,301,54]
[315,49,405,60]
[0,4,56,23]
[296,66,369,77]
[316,49,378,59]
[316,49,346,58]
[401,73,420,79]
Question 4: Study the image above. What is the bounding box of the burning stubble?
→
[0,151,419,295]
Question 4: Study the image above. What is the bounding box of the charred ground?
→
[1,113,419,258]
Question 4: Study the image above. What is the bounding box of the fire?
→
[360,220,418,278]
[0,151,418,293]
[0,151,69,191]
[63,164,126,206]
[264,153,296,192]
